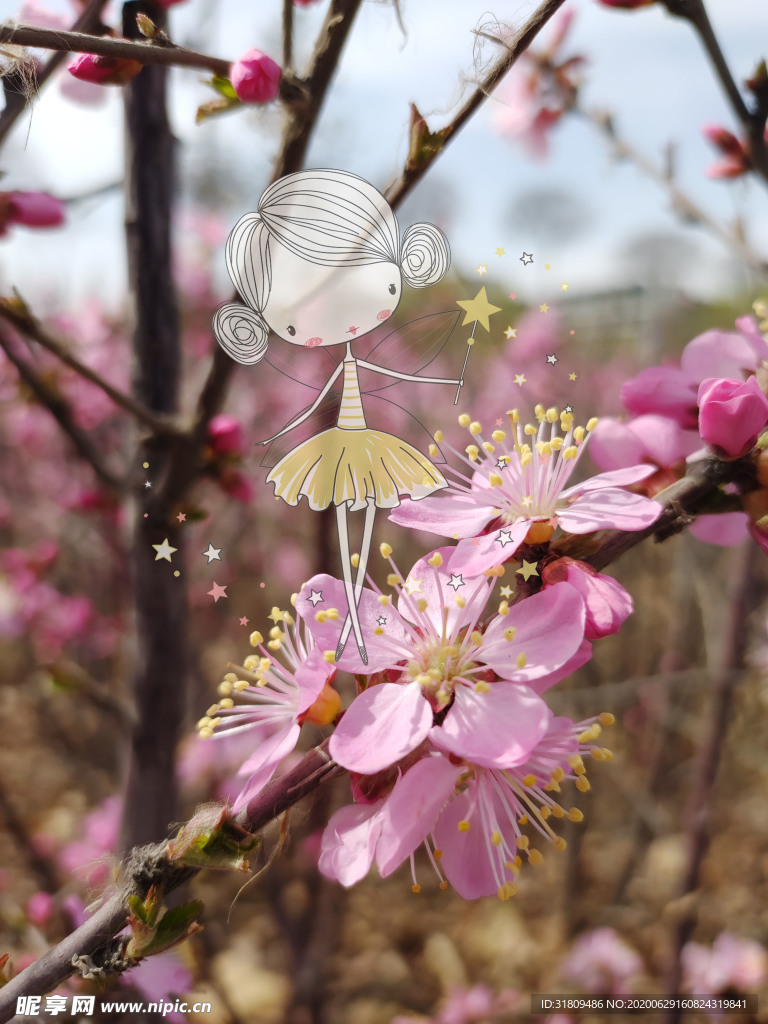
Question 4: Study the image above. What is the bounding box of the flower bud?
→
[0,191,65,233]
[230,49,282,105]
[543,557,632,640]
[697,376,768,457]
[68,53,143,86]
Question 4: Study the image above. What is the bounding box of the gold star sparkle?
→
[516,560,539,582]
[456,287,502,331]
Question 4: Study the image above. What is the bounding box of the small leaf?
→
[166,804,259,872]
[209,74,238,100]
[406,103,449,175]
[196,94,242,125]
[126,900,204,960]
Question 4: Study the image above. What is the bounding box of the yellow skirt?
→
[266,427,447,512]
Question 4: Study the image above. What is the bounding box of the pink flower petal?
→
[561,464,656,497]
[681,328,760,381]
[689,511,749,546]
[390,496,496,539]
[433,790,501,899]
[556,487,660,533]
[376,756,462,877]
[318,801,384,886]
[430,684,551,767]
[397,547,493,634]
[295,646,334,714]
[449,522,529,577]
[232,723,300,811]
[329,682,432,773]
[524,639,593,694]
[482,584,585,682]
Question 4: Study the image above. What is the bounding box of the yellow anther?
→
[489,473,503,487]
[428,552,443,567]
[482,441,495,454]
[315,610,328,623]
[259,658,271,672]
[474,680,492,695]
[327,608,340,621]
[219,698,234,709]
[534,404,545,419]
[433,849,443,860]
[415,674,431,687]
[458,413,471,427]
[504,627,517,642]
[484,564,505,577]
[224,671,238,683]
[283,612,294,626]
[411,883,421,894]
[470,630,483,646]
[569,754,585,772]
[552,767,565,783]
[458,820,471,833]
[208,717,221,729]
[267,639,283,651]
[380,542,393,559]
[573,426,586,443]
[249,631,263,647]
[551,803,565,819]
[524,423,537,436]
[491,830,503,847]
[269,626,284,640]
[546,407,559,423]
[520,450,533,468]
[518,815,529,825]
[234,680,249,692]
[515,835,529,850]
[218,680,234,697]
[498,600,510,616]
[492,430,506,442]
[206,703,220,717]
[497,882,516,901]
[387,573,402,587]
[434,429,444,442]
[429,444,439,457]
[290,592,298,607]
[196,717,211,730]
[599,712,615,726]
[465,444,479,460]
[198,727,213,739]
[522,773,536,787]
[550,436,564,450]
[469,420,482,435]
[587,416,599,431]
[439,880,449,890]
[378,594,391,606]
[563,445,579,460]
[528,848,544,866]
[540,806,551,820]
[506,408,520,423]
[416,598,428,612]
[568,808,584,823]
[243,655,259,672]
[513,855,523,869]
[516,652,527,669]
[455,595,466,608]
[553,836,567,852]
[576,775,591,792]
[351,552,359,568]
[593,746,613,761]
[322,651,336,664]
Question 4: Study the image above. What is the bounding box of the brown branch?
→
[0,299,180,435]
[0,22,232,77]
[660,0,768,187]
[578,106,768,277]
[0,0,109,148]
[0,741,343,1022]
[384,0,568,208]
[282,0,294,73]
[0,327,123,490]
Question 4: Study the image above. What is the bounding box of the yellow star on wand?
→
[456,287,501,332]
[516,560,539,582]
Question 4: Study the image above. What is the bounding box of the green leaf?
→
[166,804,259,872]
[126,900,204,960]
[196,94,242,125]
[209,75,238,100]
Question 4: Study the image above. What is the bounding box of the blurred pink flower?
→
[702,125,754,179]
[682,932,767,995]
[560,927,643,994]
[0,191,65,235]
[68,53,143,86]
[697,376,768,457]
[230,49,282,104]
[393,984,519,1024]
[26,891,54,927]
[57,795,121,888]
[207,414,245,456]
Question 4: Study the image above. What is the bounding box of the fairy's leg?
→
[335,502,368,665]
[336,498,376,659]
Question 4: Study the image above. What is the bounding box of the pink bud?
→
[596,0,655,7]
[697,376,768,457]
[207,414,244,456]
[68,53,143,86]
[702,125,751,178]
[543,558,633,639]
[5,191,65,228]
[230,49,282,104]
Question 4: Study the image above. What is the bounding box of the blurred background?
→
[1,0,768,1021]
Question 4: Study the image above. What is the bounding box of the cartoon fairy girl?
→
[213,168,462,664]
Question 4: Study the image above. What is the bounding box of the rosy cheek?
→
[305,337,323,348]
[376,309,391,321]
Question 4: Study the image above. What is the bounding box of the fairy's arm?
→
[356,359,462,386]
[258,362,344,445]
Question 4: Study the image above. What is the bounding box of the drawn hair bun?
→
[400,222,450,288]
[213,303,269,365]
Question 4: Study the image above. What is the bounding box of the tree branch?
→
[0,22,232,77]
[0,299,180,436]
[384,0,568,208]
[0,327,123,491]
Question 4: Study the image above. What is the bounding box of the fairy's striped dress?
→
[266,355,446,511]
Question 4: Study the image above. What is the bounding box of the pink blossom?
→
[207,414,244,456]
[130,951,193,1021]
[203,608,338,812]
[26,891,54,927]
[57,795,121,888]
[67,53,143,86]
[542,558,632,639]
[682,933,767,995]
[560,928,644,994]
[298,547,586,775]
[596,0,654,6]
[391,408,660,578]
[230,50,282,104]
[702,125,752,179]
[697,376,768,457]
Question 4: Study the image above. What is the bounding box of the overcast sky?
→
[1,0,767,311]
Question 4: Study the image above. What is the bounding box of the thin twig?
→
[385,0,568,208]
[0,300,179,435]
[282,0,294,73]
[0,23,232,77]
[0,327,123,491]
[660,0,768,187]
[0,0,109,148]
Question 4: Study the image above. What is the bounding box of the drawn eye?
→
[388,284,397,295]
[286,325,296,336]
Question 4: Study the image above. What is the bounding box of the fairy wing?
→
[259,392,341,469]
[264,335,341,391]
[357,310,462,393]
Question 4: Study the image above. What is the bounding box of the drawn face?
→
[262,238,402,348]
